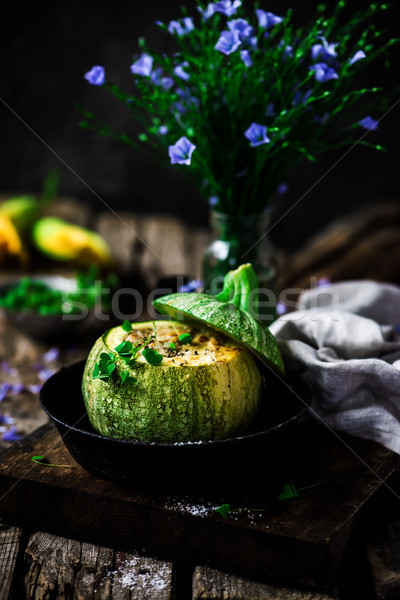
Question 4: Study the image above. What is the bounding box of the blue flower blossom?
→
[43,347,59,363]
[282,45,293,60]
[311,37,337,63]
[84,65,106,86]
[293,88,312,106]
[228,19,254,42]
[255,9,283,30]
[349,50,366,65]
[215,30,242,55]
[277,182,288,195]
[310,63,338,82]
[151,67,174,90]
[169,137,197,165]
[0,382,11,402]
[276,301,289,316]
[177,87,200,109]
[214,0,242,17]
[130,54,153,77]
[359,115,379,131]
[244,123,271,147]
[197,3,216,20]
[2,426,20,443]
[168,17,194,36]
[28,383,42,394]
[159,125,169,135]
[266,102,275,117]
[174,62,190,81]
[240,50,253,67]
[208,195,219,206]
[178,279,203,293]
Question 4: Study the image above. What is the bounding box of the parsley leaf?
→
[122,320,132,332]
[179,333,193,344]
[121,371,138,384]
[142,347,163,365]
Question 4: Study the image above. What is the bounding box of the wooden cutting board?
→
[0,420,399,589]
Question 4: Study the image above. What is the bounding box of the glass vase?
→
[202,210,278,322]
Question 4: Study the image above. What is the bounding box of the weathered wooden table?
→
[1,199,400,599]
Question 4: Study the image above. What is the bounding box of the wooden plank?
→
[367,519,400,600]
[0,524,24,599]
[0,421,398,588]
[24,531,174,600]
[193,566,339,600]
[279,202,400,291]
[140,215,189,289]
[95,212,144,276]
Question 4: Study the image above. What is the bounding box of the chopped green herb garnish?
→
[114,341,133,356]
[278,480,325,501]
[178,333,193,344]
[122,320,132,332]
[278,483,300,501]
[215,503,231,518]
[142,347,163,365]
[169,342,176,350]
[32,455,71,468]
[93,352,116,381]
[121,371,137,384]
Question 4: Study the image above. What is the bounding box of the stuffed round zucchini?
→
[82,320,262,443]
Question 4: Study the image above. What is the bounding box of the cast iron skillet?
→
[40,360,311,489]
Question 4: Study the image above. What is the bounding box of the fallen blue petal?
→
[1,362,18,376]
[2,426,21,442]
[28,384,42,394]
[43,347,59,363]
[38,368,56,383]
[11,383,25,395]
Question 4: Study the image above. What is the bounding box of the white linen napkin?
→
[269,280,400,454]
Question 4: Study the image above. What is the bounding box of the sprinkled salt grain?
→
[165,497,212,517]
[111,556,171,593]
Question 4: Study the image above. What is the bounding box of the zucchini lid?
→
[153,264,285,375]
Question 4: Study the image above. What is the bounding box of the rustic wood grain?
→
[366,518,400,600]
[24,532,174,600]
[279,202,400,291]
[0,524,24,599]
[0,421,399,588]
[193,566,339,600]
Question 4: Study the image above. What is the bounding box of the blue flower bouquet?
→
[80,0,397,217]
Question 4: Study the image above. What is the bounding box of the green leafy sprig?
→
[32,455,72,468]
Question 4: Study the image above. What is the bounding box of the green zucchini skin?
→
[82,321,262,443]
[153,293,285,375]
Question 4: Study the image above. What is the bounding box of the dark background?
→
[1,0,399,251]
